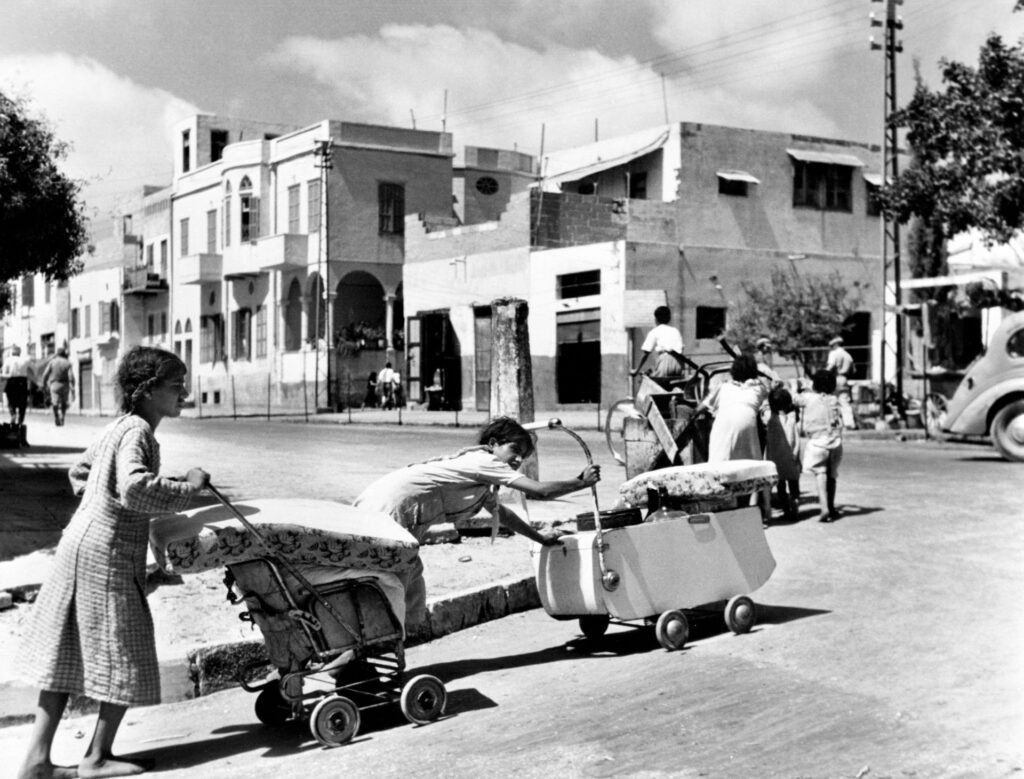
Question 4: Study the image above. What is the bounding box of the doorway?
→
[416,312,462,410]
[556,308,601,404]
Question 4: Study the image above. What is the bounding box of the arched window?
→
[308,274,326,344]
[239,175,259,241]
[284,279,302,351]
[223,181,232,247]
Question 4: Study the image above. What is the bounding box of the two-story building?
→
[403,121,902,411]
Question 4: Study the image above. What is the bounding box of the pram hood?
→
[149,498,419,575]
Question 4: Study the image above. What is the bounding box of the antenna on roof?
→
[595,118,599,142]
[660,73,669,124]
[442,89,448,133]
[410,109,416,129]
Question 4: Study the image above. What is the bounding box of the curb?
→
[186,575,541,698]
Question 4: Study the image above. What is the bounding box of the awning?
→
[863,172,884,187]
[899,271,1006,290]
[542,126,671,188]
[716,170,761,185]
[623,289,668,328]
[787,148,865,167]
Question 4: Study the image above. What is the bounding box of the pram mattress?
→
[149,498,419,575]
[618,460,778,509]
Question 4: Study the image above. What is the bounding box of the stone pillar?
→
[490,298,538,479]
[384,291,396,350]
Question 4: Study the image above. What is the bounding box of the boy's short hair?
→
[812,369,837,394]
[654,305,671,325]
[768,386,793,413]
[478,416,535,457]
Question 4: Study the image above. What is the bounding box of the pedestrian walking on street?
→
[377,361,400,410]
[826,335,857,429]
[695,353,771,522]
[2,344,33,427]
[765,385,801,522]
[794,369,844,522]
[354,416,601,631]
[363,371,379,408]
[15,346,210,779]
[631,305,687,389]
[40,348,75,427]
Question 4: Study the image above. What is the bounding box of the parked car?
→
[941,310,1024,461]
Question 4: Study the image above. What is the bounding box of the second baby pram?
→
[148,491,447,746]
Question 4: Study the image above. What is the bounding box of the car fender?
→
[943,381,1024,436]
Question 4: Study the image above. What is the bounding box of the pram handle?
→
[205,483,364,649]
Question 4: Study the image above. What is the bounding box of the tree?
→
[723,268,861,375]
[0,91,88,310]
[878,30,1024,245]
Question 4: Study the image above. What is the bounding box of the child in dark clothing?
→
[765,385,801,522]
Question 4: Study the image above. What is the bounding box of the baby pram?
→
[149,490,446,746]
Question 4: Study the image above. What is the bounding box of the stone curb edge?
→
[186,575,542,698]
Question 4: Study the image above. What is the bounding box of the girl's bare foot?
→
[78,757,154,778]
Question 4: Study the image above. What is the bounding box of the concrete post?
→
[489,297,538,479]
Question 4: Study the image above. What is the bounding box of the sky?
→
[2,0,1023,219]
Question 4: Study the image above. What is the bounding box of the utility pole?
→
[315,138,334,410]
[871,0,905,422]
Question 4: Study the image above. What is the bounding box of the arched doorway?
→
[335,271,386,347]
[284,278,302,351]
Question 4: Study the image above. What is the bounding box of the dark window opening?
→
[210,129,229,162]
[793,161,852,212]
[866,181,882,217]
[233,308,251,361]
[577,181,597,196]
[182,129,191,173]
[558,270,601,299]
[378,182,405,235]
[695,306,727,339]
[475,176,499,195]
[718,178,749,197]
[628,171,648,199]
[556,308,601,404]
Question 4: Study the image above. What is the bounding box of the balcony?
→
[123,267,168,296]
[178,253,223,285]
[223,233,309,279]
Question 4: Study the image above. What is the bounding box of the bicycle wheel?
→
[605,397,642,466]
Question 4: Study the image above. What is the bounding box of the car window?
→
[1006,329,1024,359]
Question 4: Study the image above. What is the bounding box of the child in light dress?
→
[765,386,801,522]
[793,369,844,522]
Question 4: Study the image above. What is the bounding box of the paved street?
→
[0,413,1022,777]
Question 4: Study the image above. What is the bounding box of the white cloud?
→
[267,24,687,155]
[0,53,199,216]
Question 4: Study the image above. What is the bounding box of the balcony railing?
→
[123,267,168,295]
[223,233,309,279]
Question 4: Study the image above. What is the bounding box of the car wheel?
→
[991,400,1024,462]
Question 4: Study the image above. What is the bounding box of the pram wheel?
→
[254,684,292,726]
[400,674,447,725]
[310,694,360,746]
[579,614,610,640]
[724,595,756,635]
[655,610,689,651]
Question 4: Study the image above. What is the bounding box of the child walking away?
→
[794,369,844,523]
[765,386,801,523]
[16,346,210,779]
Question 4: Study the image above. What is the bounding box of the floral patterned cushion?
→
[618,460,778,508]
[149,498,419,574]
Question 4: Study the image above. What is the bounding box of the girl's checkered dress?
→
[17,415,198,706]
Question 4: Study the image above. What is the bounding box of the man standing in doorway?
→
[41,348,75,426]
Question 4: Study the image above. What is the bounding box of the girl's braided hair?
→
[116,346,187,414]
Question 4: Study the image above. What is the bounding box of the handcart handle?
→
[205,483,364,648]
[527,419,619,591]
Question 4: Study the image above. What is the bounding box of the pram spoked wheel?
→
[400,674,447,725]
[724,595,756,635]
[655,610,689,651]
[310,694,361,746]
